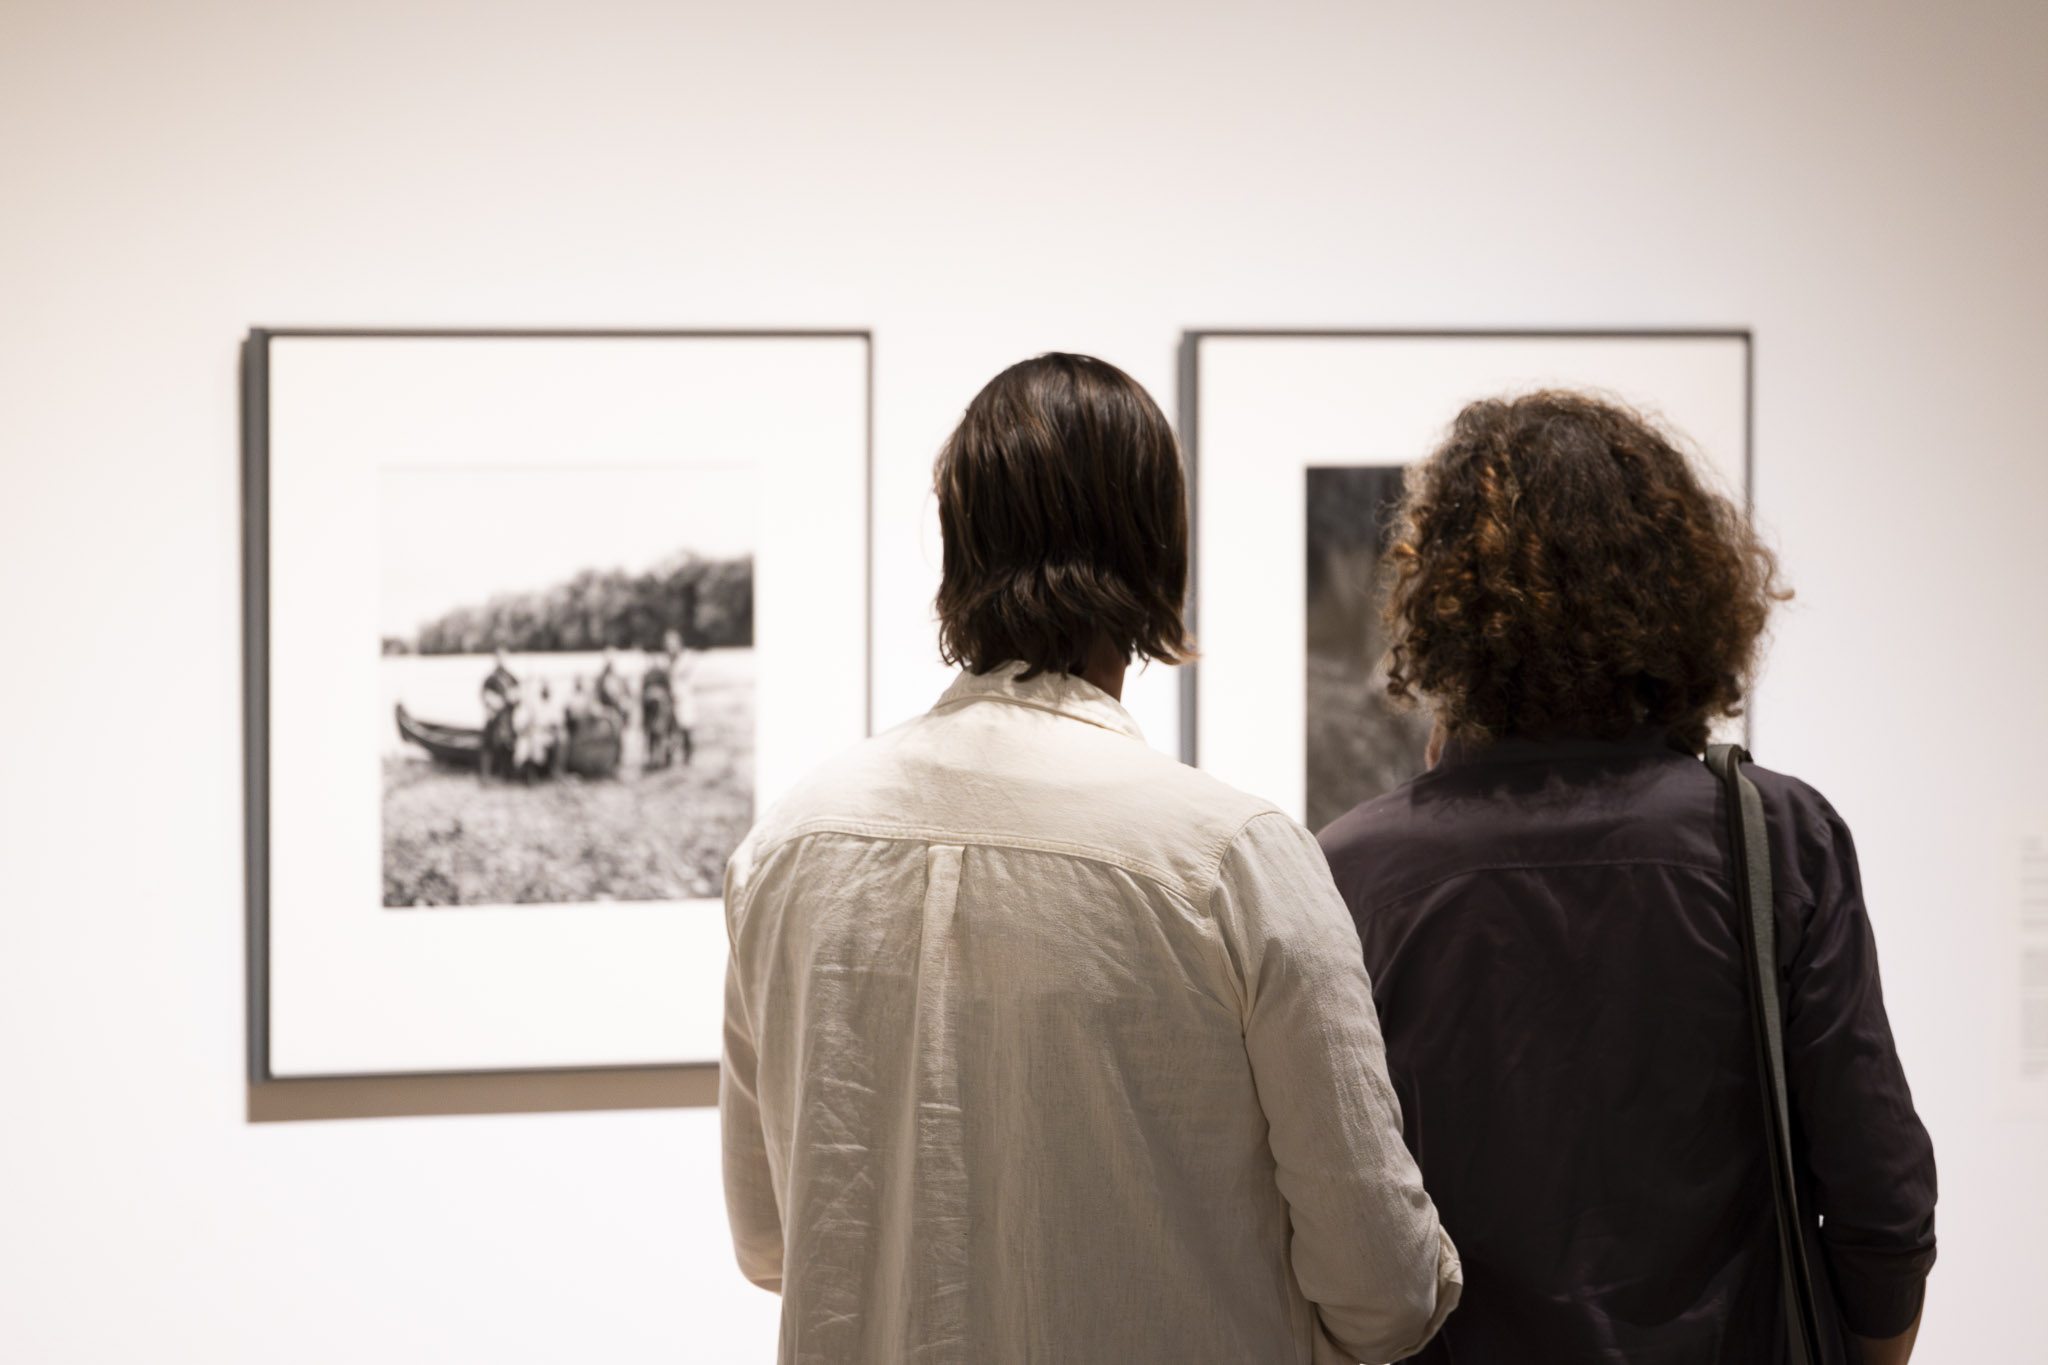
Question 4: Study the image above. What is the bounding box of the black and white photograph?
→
[379,463,755,907]
[1187,332,1749,828]
[1304,465,1432,831]
[248,330,867,1083]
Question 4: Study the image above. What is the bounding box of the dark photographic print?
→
[379,464,755,907]
[1305,466,1432,831]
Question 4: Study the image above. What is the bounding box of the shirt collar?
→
[1435,724,1687,770]
[932,662,1146,743]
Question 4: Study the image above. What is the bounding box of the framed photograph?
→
[1179,330,1751,828]
[245,329,870,1111]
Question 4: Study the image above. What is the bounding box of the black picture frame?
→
[1174,327,1754,768]
[241,327,874,1121]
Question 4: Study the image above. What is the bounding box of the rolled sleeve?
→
[1215,813,1462,1361]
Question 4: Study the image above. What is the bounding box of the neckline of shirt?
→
[1435,724,1688,770]
[931,662,1146,744]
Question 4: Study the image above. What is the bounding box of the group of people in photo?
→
[477,632,697,779]
[719,354,1936,1365]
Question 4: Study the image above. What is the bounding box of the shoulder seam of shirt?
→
[1366,855,1822,915]
[748,816,1202,898]
[1196,808,1298,903]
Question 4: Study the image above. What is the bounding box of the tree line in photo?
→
[386,554,753,656]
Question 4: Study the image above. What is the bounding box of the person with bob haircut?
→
[1318,391,1936,1365]
[721,353,1462,1364]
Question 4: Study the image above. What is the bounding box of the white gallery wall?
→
[3,0,2042,1359]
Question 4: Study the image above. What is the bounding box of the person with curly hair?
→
[1318,391,1936,1365]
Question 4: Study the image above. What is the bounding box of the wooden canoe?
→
[394,703,622,777]
[395,704,482,767]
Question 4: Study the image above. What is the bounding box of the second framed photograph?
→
[247,329,871,1089]
[1180,330,1751,828]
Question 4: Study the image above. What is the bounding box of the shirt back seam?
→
[756,816,1199,899]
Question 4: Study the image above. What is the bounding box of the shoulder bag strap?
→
[1705,743,1825,1365]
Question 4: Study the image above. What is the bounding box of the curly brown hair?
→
[1383,390,1788,753]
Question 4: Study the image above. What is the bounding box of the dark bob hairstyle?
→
[934,353,1194,678]
[1384,390,1788,753]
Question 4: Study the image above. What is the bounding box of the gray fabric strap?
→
[1706,743,1823,1365]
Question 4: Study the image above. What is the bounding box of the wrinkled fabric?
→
[1318,730,1937,1365]
[722,664,1462,1365]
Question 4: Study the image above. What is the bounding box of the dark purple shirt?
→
[1318,730,1936,1364]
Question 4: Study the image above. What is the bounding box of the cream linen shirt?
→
[721,665,1461,1364]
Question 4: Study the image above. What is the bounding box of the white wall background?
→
[3,1,2042,1359]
